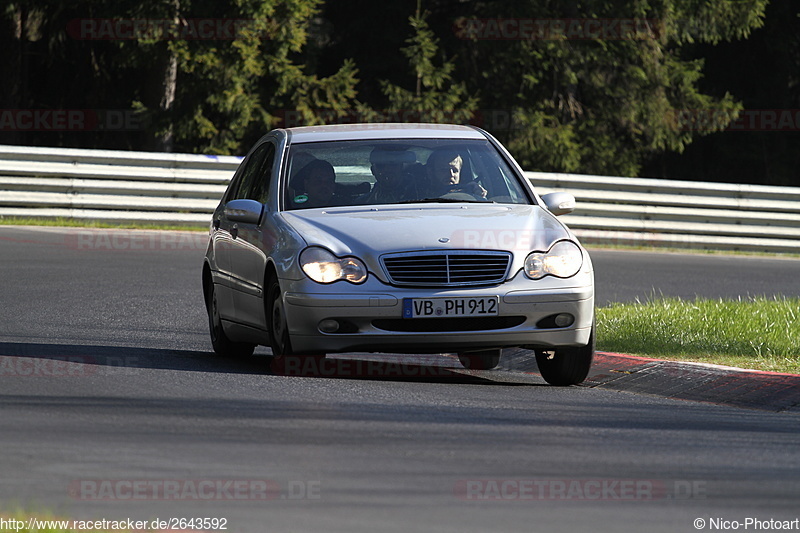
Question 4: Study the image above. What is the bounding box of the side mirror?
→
[540,192,576,216]
[225,199,263,224]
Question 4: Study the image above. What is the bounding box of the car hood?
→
[281,203,572,258]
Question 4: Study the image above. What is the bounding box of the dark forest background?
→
[1,0,798,186]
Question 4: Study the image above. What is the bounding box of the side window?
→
[234,142,276,203]
[251,143,275,204]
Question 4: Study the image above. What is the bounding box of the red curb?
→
[586,352,800,412]
[596,351,800,378]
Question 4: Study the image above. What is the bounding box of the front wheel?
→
[206,282,255,358]
[266,276,295,357]
[535,322,595,386]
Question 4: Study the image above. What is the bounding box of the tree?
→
[643,0,800,185]
[0,0,362,154]
[130,0,362,154]
[445,0,768,176]
[0,0,150,149]
[375,1,478,125]
[2,0,786,184]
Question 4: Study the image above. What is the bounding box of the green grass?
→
[597,296,800,374]
[0,216,205,232]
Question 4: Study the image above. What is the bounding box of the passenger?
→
[425,148,487,199]
[291,159,337,208]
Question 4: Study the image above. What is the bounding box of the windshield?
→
[283,139,532,210]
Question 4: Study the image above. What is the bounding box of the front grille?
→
[381,251,512,287]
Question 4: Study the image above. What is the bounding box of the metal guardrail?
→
[530,171,800,253]
[0,145,239,226]
[0,144,798,252]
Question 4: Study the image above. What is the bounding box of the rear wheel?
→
[535,322,595,386]
[458,349,502,370]
[206,281,255,358]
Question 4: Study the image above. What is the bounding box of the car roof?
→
[284,123,487,144]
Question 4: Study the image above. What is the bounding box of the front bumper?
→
[281,271,594,354]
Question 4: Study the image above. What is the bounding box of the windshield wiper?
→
[399,197,492,204]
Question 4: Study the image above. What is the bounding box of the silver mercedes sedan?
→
[202,123,595,385]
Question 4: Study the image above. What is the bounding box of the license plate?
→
[402,297,499,318]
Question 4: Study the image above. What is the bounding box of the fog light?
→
[554,314,574,327]
[319,319,340,333]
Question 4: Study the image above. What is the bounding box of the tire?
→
[206,281,255,358]
[458,349,502,370]
[266,276,295,357]
[535,321,595,386]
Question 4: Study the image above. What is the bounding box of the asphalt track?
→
[0,226,799,533]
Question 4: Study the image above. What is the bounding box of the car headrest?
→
[369,148,416,166]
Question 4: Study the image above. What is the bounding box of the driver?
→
[361,145,418,204]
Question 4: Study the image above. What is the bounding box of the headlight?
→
[524,240,583,279]
[300,247,367,284]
